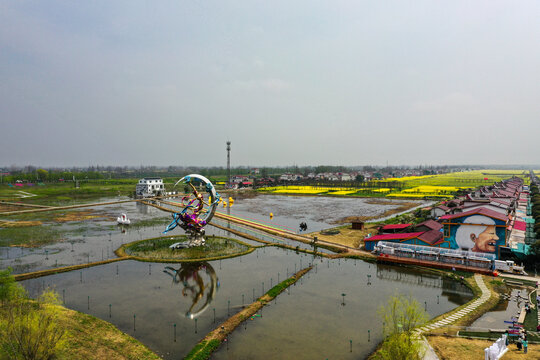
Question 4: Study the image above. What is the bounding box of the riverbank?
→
[51,304,161,360]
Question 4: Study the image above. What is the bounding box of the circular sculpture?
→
[163,174,221,247]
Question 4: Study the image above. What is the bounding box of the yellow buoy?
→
[269,212,273,219]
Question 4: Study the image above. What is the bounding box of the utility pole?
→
[227,141,231,186]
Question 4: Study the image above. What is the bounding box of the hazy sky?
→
[1,1,539,167]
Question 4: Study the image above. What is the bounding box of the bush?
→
[0,271,65,360]
[374,294,429,360]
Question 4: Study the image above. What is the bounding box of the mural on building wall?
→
[447,215,506,254]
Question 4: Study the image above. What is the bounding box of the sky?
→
[1,1,539,168]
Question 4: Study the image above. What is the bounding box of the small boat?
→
[117,213,131,225]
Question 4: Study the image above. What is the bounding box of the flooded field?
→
[4,193,472,359]
[1,195,424,274]
[213,260,473,360]
[216,194,427,233]
[21,248,472,359]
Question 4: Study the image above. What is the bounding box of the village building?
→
[135,177,165,197]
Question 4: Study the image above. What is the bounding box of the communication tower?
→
[226,141,231,186]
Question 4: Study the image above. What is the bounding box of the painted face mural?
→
[454,215,499,253]
[471,225,499,252]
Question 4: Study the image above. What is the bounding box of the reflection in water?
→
[136,201,155,215]
[163,262,219,319]
[375,266,473,304]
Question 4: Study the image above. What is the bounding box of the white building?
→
[136,177,165,197]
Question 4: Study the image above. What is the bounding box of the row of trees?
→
[1,170,106,183]
[1,164,473,183]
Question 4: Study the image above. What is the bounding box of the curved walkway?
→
[415,274,490,334]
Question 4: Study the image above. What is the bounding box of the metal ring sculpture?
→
[163,174,220,246]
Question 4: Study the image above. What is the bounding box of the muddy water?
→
[199,195,425,233]
[0,201,262,274]
[2,195,414,274]
[21,248,473,360]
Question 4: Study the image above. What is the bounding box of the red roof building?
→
[379,223,412,233]
[414,220,443,232]
[365,232,424,242]
[440,207,508,222]
[417,230,444,246]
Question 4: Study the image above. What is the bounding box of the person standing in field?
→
[523,338,528,354]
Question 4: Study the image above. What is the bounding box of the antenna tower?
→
[227,141,231,186]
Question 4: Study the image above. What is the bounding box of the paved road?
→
[499,273,540,283]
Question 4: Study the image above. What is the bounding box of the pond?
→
[21,247,473,359]
[471,287,530,329]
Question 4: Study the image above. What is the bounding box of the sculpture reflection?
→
[163,262,219,319]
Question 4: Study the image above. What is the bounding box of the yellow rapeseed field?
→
[258,170,530,198]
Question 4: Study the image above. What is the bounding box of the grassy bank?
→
[53,305,161,359]
[428,335,540,359]
[119,235,254,262]
[1,269,160,360]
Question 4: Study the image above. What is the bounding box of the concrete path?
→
[415,274,490,335]
[500,273,540,283]
[414,274,491,359]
